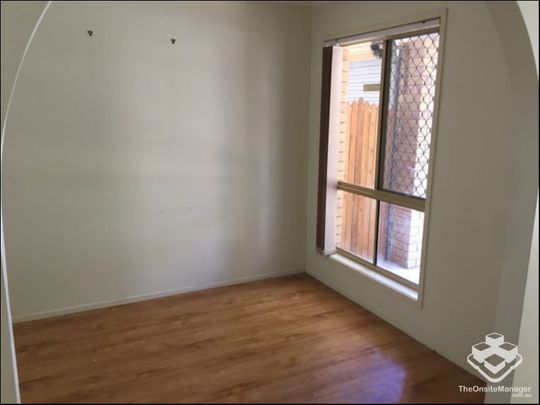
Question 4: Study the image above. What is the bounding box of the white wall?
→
[485,1,538,401]
[0,1,48,123]
[2,1,311,320]
[511,199,538,403]
[305,0,538,375]
[1,2,49,402]
[511,2,538,403]
[2,3,537,404]
[518,0,538,75]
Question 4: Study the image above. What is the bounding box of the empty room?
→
[1,1,538,404]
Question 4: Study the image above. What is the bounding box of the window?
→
[316,18,443,296]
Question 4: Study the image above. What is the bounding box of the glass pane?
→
[337,41,384,189]
[377,202,424,284]
[382,32,440,199]
[336,190,377,263]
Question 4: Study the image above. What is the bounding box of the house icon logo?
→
[467,333,523,383]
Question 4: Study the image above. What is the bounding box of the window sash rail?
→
[335,247,419,291]
[337,181,425,212]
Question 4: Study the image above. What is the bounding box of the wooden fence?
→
[337,98,379,260]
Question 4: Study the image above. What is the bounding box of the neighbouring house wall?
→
[306,0,538,376]
[2,1,311,320]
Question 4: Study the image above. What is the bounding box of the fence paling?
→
[338,98,379,260]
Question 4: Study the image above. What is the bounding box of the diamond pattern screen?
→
[382,32,439,199]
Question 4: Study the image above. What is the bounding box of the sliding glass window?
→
[316,19,442,291]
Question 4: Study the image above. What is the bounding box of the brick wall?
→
[379,37,434,269]
[378,203,423,269]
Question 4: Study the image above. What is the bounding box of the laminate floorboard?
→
[14,274,485,403]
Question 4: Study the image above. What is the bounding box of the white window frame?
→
[315,9,448,306]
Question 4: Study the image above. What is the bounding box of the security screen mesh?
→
[382,32,439,199]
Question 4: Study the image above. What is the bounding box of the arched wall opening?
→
[1,2,537,403]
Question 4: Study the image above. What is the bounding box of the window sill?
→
[329,253,419,302]
[377,258,420,285]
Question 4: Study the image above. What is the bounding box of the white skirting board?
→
[13,269,304,323]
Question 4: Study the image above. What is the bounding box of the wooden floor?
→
[14,274,484,403]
